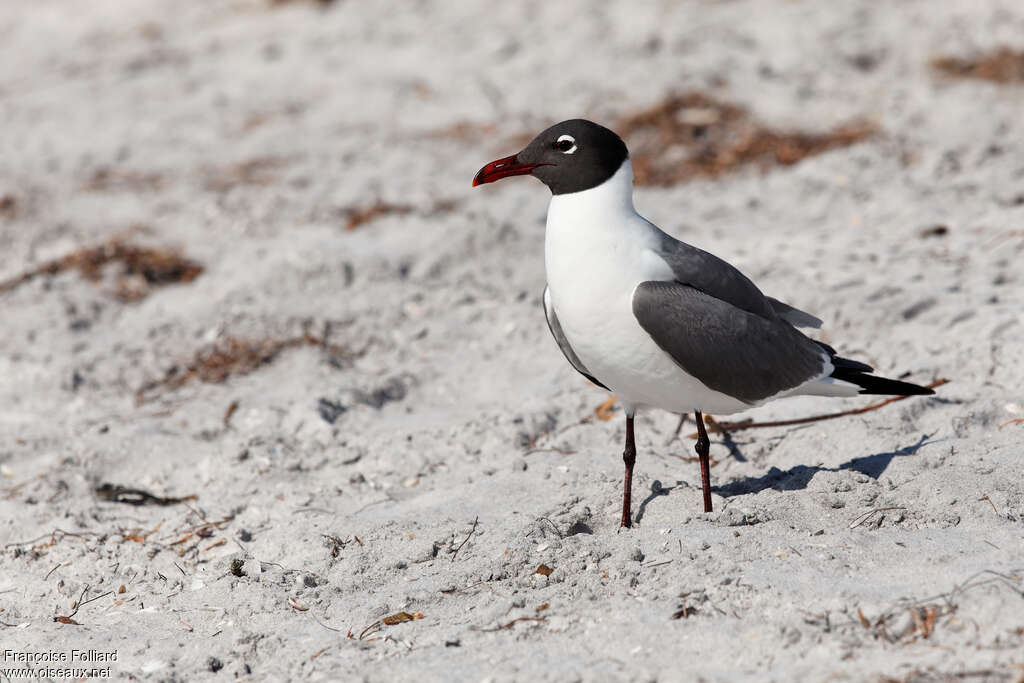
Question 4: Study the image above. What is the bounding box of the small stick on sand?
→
[358,621,381,640]
[5,529,94,548]
[53,585,112,626]
[223,400,240,428]
[523,446,575,456]
[450,516,479,562]
[848,506,907,529]
[480,616,547,632]
[977,495,999,514]
[308,612,343,633]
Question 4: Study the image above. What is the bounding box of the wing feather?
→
[632,281,828,403]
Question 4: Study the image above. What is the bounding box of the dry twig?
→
[136,333,362,403]
[5,528,94,549]
[53,585,112,626]
[848,506,906,529]
[849,569,1023,645]
[450,517,479,562]
[480,616,547,632]
[977,495,999,515]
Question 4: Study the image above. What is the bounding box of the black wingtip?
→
[872,382,934,396]
[832,369,935,396]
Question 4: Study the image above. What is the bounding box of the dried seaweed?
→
[162,515,234,552]
[0,194,16,218]
[616,92,875,186]
[0,238,203,301]
[203,157,285,193]
[344,199,458,231]
[933,48,1024,84]
[345,201,413,230]
[82,168,164,192]
[135,333,361,403]
[428,121,499,141]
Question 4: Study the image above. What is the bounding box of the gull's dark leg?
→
[694,410,713,513]
[620,414,636,528]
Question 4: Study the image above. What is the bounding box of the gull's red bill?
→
[472,154,551,186]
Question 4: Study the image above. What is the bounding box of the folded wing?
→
[632,281,829,404]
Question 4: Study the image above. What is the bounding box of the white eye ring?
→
[556,134,577,154]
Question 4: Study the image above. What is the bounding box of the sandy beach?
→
[1,1,1023,680]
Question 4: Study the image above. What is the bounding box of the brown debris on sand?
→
[344,198,458,231]
[426,121,499,141]
[82,168,165,192]
[932,48,1024,84]
[0,194,17,217]
[269,0,336,6]
[135,333,361,403]
[345,201,414,231]
[203,157,286,193]
[95,483,198,506]
[616,92,875,186]
[0,237,203,302]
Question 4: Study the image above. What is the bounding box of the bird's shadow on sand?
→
[714,433,934,499]
[636,481,678,523]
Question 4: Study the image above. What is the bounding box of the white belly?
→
[544,198,750,416]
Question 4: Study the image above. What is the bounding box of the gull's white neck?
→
[544,157,669,304]
[546,159,638,227]
[544,159,661,257]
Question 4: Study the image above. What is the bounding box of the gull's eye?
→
[553,134,577,154]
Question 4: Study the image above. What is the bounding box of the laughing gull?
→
[472,119,934,527]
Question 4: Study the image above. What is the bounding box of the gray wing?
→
[765,297,823,329]
[653,228,823,328]
[652,228,776,320]
[632,281,828,404]
[543,286,609,390]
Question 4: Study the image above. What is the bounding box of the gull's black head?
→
[472,119,629,195]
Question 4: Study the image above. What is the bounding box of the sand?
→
[1,1,1023,681]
